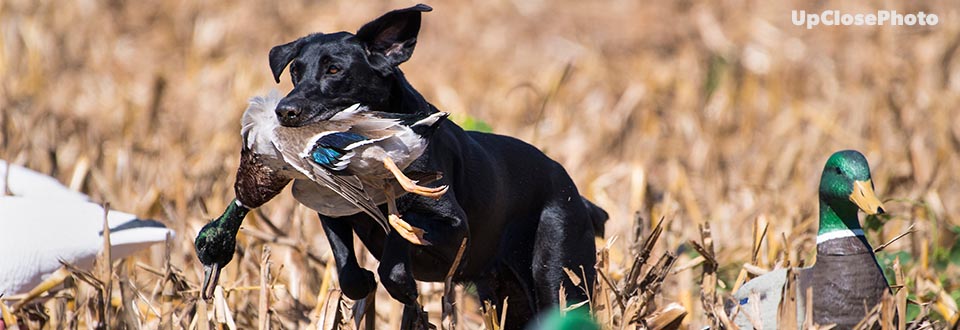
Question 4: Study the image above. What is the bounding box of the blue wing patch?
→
[309,132,368,171]
[310,148,346,167]
[739,297,749,305]
[316,132,367,150]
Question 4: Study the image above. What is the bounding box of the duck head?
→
[817,150,886,236]
[194,199,249,300]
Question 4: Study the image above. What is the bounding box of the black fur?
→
[268,4,607,328]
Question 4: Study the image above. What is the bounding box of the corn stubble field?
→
[2,0,960,329]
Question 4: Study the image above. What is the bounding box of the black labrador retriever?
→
[268,4,607,328]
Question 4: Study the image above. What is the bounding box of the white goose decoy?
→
[0,160,174,296]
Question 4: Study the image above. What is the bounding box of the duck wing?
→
[307,132,389,172]
[273,131,389,232]
[354,110,447,129]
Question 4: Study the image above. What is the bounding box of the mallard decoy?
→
[0,160,174,297]
[195,91,448,299]
[731,150,888,329]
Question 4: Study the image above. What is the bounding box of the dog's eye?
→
[326,65,340,75]
[289,64,302,84]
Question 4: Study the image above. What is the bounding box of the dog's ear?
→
[356,4,432,68]
[268,34,320,83]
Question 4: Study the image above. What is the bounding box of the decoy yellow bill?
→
[849,179,885,215]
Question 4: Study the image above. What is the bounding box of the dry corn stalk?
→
[624,217,666,297]
[442,238,468,330]
[777,268,798,330]
[258,246,272,330]
[690,223,719,328]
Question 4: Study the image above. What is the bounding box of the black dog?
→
[268,4,607,328]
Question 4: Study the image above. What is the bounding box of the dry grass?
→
[2,0,960,328]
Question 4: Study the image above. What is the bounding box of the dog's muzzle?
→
[276,103,305,126]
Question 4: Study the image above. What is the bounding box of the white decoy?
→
[0,160,174,296]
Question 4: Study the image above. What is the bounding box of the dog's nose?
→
[275,104,302,122]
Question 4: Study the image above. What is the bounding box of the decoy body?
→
[731,150,889,329]
[195,92,448,299]
[0,160,173,296]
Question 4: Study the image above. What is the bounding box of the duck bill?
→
[201,263,221,300]
[849,179,886,215]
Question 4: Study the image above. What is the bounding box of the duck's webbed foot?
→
[383,158,448,199]
[389,214,432,246]
[385,186,432,246]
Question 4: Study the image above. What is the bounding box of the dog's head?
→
[268,4,432,127]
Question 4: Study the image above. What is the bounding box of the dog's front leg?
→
[377,231,431,329]
[317,213,377,300]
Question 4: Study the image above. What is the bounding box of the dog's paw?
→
[401,304,434,330]
[379,262,419,304]
[339,267,377,300]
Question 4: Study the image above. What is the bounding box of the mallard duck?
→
[243,91,448,233]
[731,150,888,329]
[272,99,450,245]
[195,91,448,299]
[0,160,173,296]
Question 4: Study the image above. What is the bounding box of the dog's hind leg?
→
[485,264,538,330]
[530,197,598,313]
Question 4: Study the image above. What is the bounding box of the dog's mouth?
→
[288,111,323,127]
[328,103,364,121]
[279,103,364,127]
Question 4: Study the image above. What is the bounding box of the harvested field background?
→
[1,0,959,328]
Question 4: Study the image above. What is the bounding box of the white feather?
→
[815,229,865,244]
[412,112,449,127]
[344,135,391,150]
[241,90,284,156]
[329,103,364,121]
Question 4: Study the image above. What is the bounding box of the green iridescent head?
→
[194,199,249,300]
[817,150,885,235]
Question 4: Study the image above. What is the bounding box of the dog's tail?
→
[581,197,608,237]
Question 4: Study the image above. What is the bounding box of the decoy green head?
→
[817,150,885,234]
[194,200,249,300]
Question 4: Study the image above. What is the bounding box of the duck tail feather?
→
[410,112,450,137]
